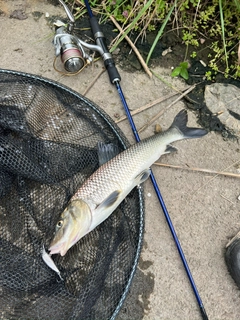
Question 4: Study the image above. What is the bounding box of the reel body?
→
[53,0,120,83]
[54,26,88,74]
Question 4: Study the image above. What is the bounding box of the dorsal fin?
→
[97,142,119,166]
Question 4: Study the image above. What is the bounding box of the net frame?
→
[0,69,144,320]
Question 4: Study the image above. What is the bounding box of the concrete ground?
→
[1,1,240,319]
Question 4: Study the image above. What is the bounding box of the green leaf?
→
[180,61,188,69]
[146,0,177,65]
[110,0,154,52]
[180,68,189,80]
[171,66,181,77]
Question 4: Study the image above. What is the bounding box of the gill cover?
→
[49,199,92,256]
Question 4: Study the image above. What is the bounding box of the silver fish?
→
[42,245,63,280]
[49,109,207,256]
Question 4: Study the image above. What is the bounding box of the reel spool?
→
[53,26,90,75]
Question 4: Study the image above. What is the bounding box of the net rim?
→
[0,68,145,319]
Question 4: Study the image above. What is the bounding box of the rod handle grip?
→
[90,16,121,83]
[104,59,121,83]
[89,16,101,36]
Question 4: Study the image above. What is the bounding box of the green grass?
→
[67,0,240,79]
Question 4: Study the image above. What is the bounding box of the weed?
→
[190,51,197,58]
[171,61,189,80]
[66,0,240,78]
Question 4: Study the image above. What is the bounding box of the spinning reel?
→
[53,0,94,74]
[54,0,120,82]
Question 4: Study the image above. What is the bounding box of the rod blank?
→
[83,1,208,319]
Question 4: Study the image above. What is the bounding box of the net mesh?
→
[0,69,144,320]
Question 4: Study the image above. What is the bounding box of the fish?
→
[49,109,207,256]
[42,245,63,280]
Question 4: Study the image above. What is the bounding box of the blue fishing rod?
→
[80,2,208,319]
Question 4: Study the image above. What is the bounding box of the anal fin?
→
[164,144,178,154]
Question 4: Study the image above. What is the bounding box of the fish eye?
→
[56,220,63,229]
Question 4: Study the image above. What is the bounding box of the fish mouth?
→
[48,242,68,256]
[48,232,80,256]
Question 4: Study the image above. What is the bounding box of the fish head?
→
[48,199,92,256]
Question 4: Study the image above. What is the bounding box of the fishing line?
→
[83,1,208,319]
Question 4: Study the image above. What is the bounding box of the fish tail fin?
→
[171,109,207,139]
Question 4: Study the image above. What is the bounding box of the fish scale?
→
[72,127,181,206]
[49,110,207,256]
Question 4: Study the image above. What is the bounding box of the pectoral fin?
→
[135,168,151,185]
[96,190,121,211]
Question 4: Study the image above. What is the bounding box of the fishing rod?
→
[56,1,208,319]
[83,7,209,319]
